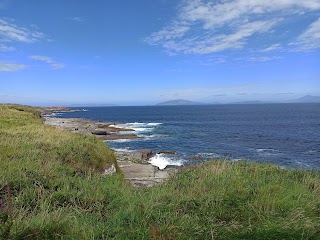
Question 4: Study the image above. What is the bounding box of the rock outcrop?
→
[91,130,111,135]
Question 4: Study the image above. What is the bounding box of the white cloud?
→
[146,0,320,54]
[68,17,86,22]
[0,18,45,43]
[30,55,64,69]
[0,62,26,71]
[294,18,320,50]
[191,20,278,54]
[261,43,282,52]
[247,56,281,62]
[148,19,278,54]
[0,44,15,51]
[180,0,320,29]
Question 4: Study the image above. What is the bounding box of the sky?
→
[0,0,320,106]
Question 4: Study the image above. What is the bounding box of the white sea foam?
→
[256,148,277,153]
[142,134,169,139]
[197,152,221,158]
[106,139,135,143]
[149,154,183,170]
[126,122,162,126]
[131,127,154,132]
[256,148,282,157]
[108,124,120,128]
[118,131,136,135]
[147,123,162,126]
[111,147,135,152]
[306,150,317,154]
[110,122,162,136]
[114,122,161,128]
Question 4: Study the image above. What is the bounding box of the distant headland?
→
[156,99,208,106]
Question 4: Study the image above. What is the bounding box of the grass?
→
[1,104,320,239]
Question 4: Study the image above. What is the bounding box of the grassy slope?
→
[1,104,320,239]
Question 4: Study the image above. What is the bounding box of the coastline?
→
[3,104,320,239]
[43,110,179,187]
[44,117,139,141]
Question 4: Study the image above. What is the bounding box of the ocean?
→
[55,104,320,169]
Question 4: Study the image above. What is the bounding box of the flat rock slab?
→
[118,160,177,187]
[44,117,138,141]
[116,151,179,187]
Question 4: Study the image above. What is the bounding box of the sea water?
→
[57,104,320,169]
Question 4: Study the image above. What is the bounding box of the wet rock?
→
[158,151,176,155]
[91,130,110,135]
[129,149,154,164]
[139,149,154,159]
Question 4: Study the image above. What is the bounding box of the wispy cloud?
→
[0,62,26,72]
[247,56,282,62]
[293,17,320,51]
[0,44,15,51]
[68,17,86,22]
[261,43,282,52]
[145,0,320,55]
[0,18,45,43]
[30,55,64,69]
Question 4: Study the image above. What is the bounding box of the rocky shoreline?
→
[44,117,139,141]
[42,108,180,187]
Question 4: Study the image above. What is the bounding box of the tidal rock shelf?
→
[44,115,180,187]
[44,117,138,141]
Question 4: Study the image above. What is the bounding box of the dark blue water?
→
[56,104,320,169]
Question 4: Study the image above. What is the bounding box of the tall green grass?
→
[1,104,320,239]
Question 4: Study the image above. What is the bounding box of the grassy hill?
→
[1,104,320,239]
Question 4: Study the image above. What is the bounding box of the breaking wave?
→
[149,153,184,170]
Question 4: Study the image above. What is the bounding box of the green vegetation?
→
[1,104,320,239]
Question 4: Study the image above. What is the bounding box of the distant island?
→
[231,96,320,104]
[155,96,320,106]
[288,95,320,103]
[156,99,207,106]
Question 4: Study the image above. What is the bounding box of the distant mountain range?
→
[288,95,320,103]
[156,96,320,106]
[156,99,207,106]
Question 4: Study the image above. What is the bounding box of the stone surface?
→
[40,107,70,116]
[104,164,116,175]
[127,149,155,164]
[91,130,110,135]
[115,150,180,187]
[139,149,154,159]
[44,117,139,141]
[158,151,176,155]
[43,110,180,188]
[117,158,178,188]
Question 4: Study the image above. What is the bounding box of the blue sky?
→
[1,0,320,106]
